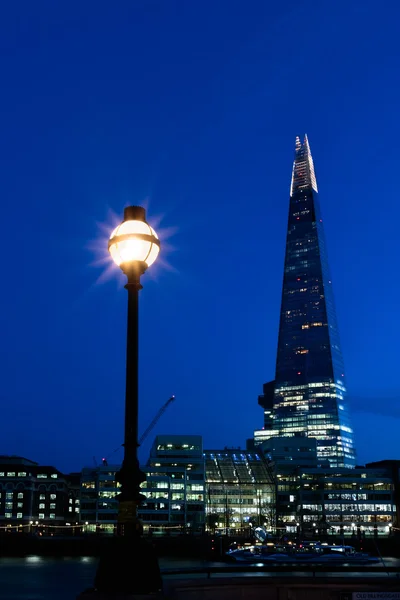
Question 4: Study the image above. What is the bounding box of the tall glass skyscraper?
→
[258,136,356,468]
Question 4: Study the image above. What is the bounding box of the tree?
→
[260,501,277,533]
[206,512,219,533]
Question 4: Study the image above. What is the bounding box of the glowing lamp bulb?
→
[108,206,160,270]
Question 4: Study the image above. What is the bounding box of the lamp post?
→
[78,205,162,598]
[108,205,160,534]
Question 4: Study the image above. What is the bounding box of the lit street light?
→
[87,205,162,598]
[108,205,160,534]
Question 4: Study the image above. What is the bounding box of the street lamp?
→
[80,206,162,599]
[108,205,160,534]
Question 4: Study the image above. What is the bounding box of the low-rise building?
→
[296,465,395,538]
[140,435,205,533]
[204,448,275,533]
[80,463,120,534]
[79,436,205,534]
[0,456,68,529]
[65,472,81,524]
[259,437,396,538]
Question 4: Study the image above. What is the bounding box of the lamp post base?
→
[87,534,162,597]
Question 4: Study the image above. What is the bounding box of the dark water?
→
[0,556,399,600]
[0,557,97,600]
[0,556,224,600]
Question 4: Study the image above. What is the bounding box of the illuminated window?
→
[5,503,13,509]
[39,503,45,509]
[172,493,184,500]
[170,483,184,490]
[7,472,15,477]
[18,472,26,477]
[37,474,47,479]
[50,494,56,500]
[187,493,204,501]
[38,513,44,519]
[51,474,58,479]
[17,503,23,508]
[17,513,22,519]
[17,493,23,499]
[39,494,45,500]
[50,514,55,519]
[6,493,13,499]
[5,513,11,519]
[50,503,56,509]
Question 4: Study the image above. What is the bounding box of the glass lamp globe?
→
[108,206,160,270]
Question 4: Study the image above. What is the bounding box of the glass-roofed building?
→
[204,449,275,533]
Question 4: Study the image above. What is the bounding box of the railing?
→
[161,564,400,579]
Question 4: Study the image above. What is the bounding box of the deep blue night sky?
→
[1,0,399,473]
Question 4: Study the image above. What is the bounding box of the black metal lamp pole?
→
[81,206,162,598]
[116,258,146,534]
[109,205,160,535]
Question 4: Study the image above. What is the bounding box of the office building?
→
[80,463,119,533]
[262,436,320,470]
[258,442,395,537]
[255,136,356,468]
[204,448,275,532]
[79,435,205,533]
[140,435,205,532]
[65,472,81,524]
[366,460,400,532]
[276,464,395,538]
[0,456,70,527]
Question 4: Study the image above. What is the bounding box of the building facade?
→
[275,465,395,538]
[0,456,70,528]
[140,435,205,533]
[258,439,395,538]
[65,472,81,524]
[255,136,356,468]
[79,436,205,534]
[204,449,275,533]
[366,460,400,533]
[80,464,119,533]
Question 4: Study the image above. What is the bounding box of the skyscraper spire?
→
[290,135,318,196]
[258,136,356,468]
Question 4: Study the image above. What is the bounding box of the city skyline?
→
[0,1,400,472]
[257,136,356,467]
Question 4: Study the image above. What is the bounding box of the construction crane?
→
[95,396,176,465]
[138,395,175,445]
